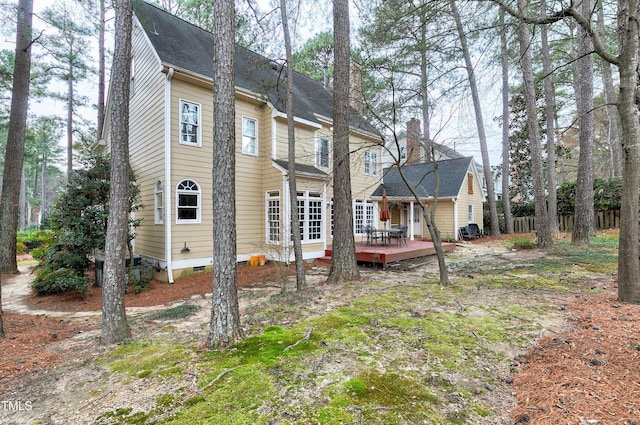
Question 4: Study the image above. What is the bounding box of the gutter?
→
[165,67,175,283]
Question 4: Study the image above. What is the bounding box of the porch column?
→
[409,201,415,240]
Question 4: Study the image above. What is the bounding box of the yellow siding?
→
[419,201,457,241]
[236,100,271,255]
[170,80,214,261]
[128,24,166,260]
[349,133,382,200]
[456,166,484,234]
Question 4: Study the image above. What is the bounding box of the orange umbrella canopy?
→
[380,190,390,222]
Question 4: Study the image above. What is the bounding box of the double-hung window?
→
[179,100,201,146]
[176,179,201,223]
[364,150,377,176]
[468,204,474,223]
[242,117,258,155]
[316,137,330,168]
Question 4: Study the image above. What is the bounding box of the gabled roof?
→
[372,156,475,199]
[133,0,379,136]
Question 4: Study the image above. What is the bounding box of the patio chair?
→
[365,225,382,246]
[390,225,408,246]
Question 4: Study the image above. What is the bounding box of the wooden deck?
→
[323,239,456,269]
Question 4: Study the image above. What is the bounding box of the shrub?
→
[31,268,91,295]
[31,154,142,295]
[508,236,537,250]
[16,241,27,255]
[16,230,55,252]
[127,274,151,294]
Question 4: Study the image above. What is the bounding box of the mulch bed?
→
[511,291,640,423]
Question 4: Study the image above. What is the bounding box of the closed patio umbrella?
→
[379,190,390,223]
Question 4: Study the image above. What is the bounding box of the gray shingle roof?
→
[272,160,329,179]
[133,0,379,135]
[372,156,474,199]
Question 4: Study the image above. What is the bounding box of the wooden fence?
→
[512,210,620,233]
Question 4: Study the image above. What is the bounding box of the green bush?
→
[31,154,142,296]
[31,268,91,295]
[16,241,27,255]
[127,274,151,294]
[507,236,537,250]
[16,230,55,252]
[557,178,623,215]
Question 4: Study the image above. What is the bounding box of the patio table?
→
[376,228,404,246]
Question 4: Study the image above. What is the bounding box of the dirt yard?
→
[1,235,638,424]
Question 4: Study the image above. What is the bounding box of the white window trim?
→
[179,99,202,147]
[242,116,258,156]
[176,179,201,224]
[315,137,330,169]
[364,150,378,176]
[354,199,374,235]
[296,191,325,244]
[468,204,474,224]
[266,191,280,244]
[154,180,163,224]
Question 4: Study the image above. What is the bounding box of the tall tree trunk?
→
[41,154,47,222]
[0,0,33,279]
[516,0,552,247]
[540,0,558,233]
[280,0,306,290]
[327,0,360,283]
[417,13,448,284]
[450,0,500,237]
[572,0,595,245]
[616,0,640,302]
[101,0,133,344]
[419,18,431,158]
[67,60,74,182]
[207,0,243,348]
[97,0,106,139]
[19,168,26,231]
[499,8,513,234]
[597,4,623,179]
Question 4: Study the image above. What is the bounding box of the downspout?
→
[165,67,174,283]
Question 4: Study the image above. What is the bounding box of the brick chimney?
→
[406,118,421,164]
[349,62,363,114]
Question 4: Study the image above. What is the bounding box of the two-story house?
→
[98,1,384,282]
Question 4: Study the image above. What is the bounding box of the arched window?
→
[176,179,200,223]
[154,180,163,224]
